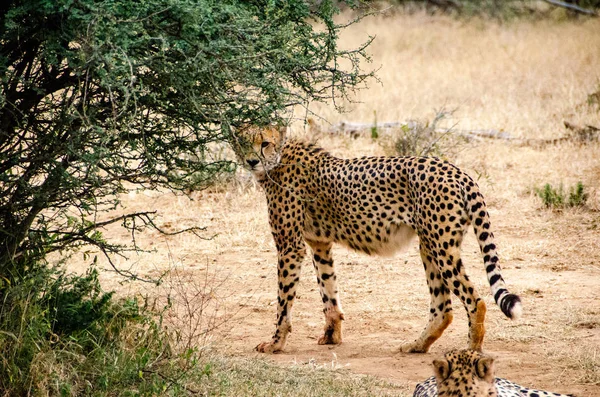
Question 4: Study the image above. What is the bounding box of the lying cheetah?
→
[233,125,522,353]
[414,350,575,397]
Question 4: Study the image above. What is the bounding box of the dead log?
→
[326,120,514,141]
[317,118,599,147]
[443,129,515,141]
[543,0,598,16]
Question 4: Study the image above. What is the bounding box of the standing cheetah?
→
[233,125,522,354]
[414,350,575,397]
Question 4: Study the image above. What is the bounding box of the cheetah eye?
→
[261,141,270,149]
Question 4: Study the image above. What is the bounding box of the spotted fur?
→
[233,126,522,353]
[414,350,575,397]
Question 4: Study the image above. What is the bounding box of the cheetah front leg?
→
[306,240,344,345]
[256,243,306,353]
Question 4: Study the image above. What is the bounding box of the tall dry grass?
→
[298,12,600,139]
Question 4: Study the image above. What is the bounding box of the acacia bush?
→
[0,0,373,393]
[0,0,372,281]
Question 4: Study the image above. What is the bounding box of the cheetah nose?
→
[246,159,259,168]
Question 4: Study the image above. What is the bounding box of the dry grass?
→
[546,344,600,386]
[297,12,600,140]
[65,11,600,396]
[190,355,411,397]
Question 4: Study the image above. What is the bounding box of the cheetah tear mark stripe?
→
[464,181,522,320]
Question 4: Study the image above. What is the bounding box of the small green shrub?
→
[0,266,184,396]
[371,111,379,140]
[568,181,589,207]
[42,268,117,337]
[537,183,565,208]
[535,181,588,209]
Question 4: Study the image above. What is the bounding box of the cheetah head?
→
[433,350,497,397]
[232,125,287,182]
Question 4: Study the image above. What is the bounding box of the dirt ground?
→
[68,12,600,397]
[89,138,600,397]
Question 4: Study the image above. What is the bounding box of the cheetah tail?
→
[468,193,522,320]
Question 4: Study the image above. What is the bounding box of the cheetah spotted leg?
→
[400,243,453,353]
[256,244,306,353]
[307,240,344,345]
[442,247,486,351]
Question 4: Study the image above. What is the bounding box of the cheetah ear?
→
[476,356,495,382]
[433,359,451,382]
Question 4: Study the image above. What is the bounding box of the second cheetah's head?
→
[232,125,287,182]
[433,349,497,397]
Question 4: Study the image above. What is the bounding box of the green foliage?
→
[568,181,589,207]
[0,0,373,281]
[42,268,118,337]
[0,266,156,395]
[536,181,589,209]
[587,85,600,109]
[0,1,373,393]
[371,111,379,139]
[537,183,564,208]
[577,0,600,9]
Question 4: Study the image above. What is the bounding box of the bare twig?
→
[98,244,159,284]
[142,368,200,395]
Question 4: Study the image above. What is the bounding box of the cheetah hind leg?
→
[399,304,454,353]
[317,309,344,345]
[399,244,454,353]
[255,323,291,353]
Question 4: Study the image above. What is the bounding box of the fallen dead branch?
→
[544,0,598,16]
[324,119,512,141]
[317,119,599,148]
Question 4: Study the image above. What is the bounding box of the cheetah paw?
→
[256,341,283,354]
[399,341,428,353]
[317,329,342,345]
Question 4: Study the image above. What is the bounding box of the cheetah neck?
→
[265,140,330,184]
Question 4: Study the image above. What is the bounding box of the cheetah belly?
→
[366,223,417,257]
[304,213,417,257]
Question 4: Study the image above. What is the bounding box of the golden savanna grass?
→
[302,11,600,138]
[72,11,600,397]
